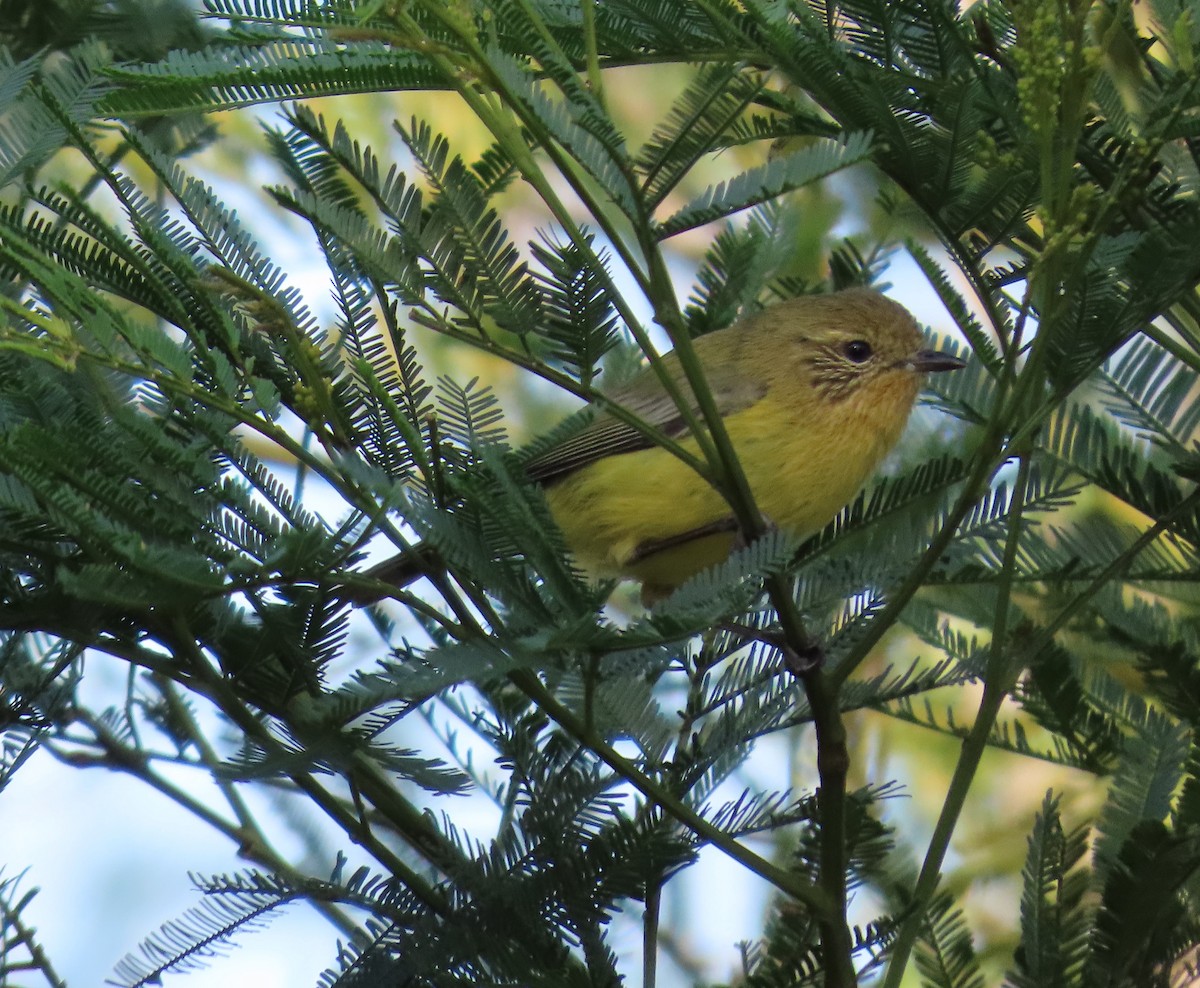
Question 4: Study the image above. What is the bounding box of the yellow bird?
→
[525,289,965,600]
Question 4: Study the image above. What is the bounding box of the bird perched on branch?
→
[348,288,964,605]
[524,288,965,600]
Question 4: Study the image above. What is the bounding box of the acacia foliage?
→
[2,2,1200,986]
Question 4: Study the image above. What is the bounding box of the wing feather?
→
[525,340,765,484]
[525,391,689,484]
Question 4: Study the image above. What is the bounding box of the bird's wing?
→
[524,351,765,485]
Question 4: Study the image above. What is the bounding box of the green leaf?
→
[654,132,873,238]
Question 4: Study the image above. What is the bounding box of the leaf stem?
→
[1022,489,1200,657]
[401,1,720,468]
[155,622,453,914]
[0,879,67,988]
[57,704,359,937]
[644,876,661,988]
[879,448,1034,987]
[510,669,836,914]
[801,668,855,987]
[580,0,605,105]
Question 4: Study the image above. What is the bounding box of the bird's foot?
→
[721,621,824,676]
[729,514,780,554]
[781,639,824,676]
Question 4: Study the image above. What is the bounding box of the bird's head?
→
[750,289,965,406]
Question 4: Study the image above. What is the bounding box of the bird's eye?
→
[842,339,873,363]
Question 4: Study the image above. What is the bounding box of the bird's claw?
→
[781,640,824,676]
[721,621,825,676]
[730,514,781,554]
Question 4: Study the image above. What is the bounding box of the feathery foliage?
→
[2,0,1200,985]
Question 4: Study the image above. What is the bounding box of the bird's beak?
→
[906,349,967,373]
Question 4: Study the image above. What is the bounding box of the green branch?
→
[510,669,836,915]
[880,449,1034,987]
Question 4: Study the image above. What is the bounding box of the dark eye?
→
[842,339,873,363]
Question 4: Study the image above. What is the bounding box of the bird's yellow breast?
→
[543,371,919,596]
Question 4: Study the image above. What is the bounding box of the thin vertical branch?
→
[580,0,604,104]
[644,877,662,988]
[799,668,855,987]
[879,449,1034,987]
